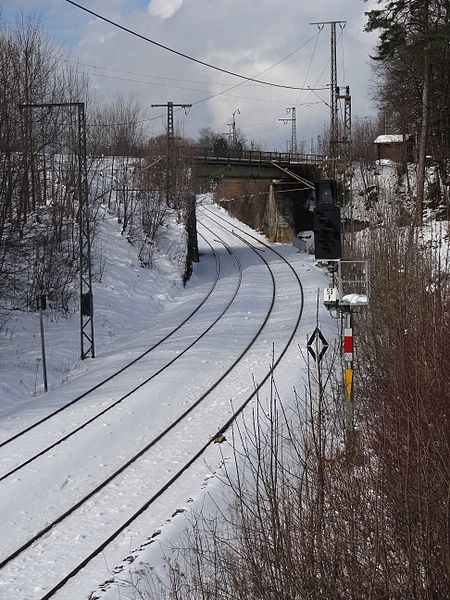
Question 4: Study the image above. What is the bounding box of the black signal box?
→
[313,180,341,260]
[315,179,337,205]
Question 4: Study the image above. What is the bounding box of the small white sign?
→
[324,287,338,303]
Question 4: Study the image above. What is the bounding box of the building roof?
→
[374,134,412,144]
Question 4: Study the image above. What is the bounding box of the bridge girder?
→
[197,161,323,182]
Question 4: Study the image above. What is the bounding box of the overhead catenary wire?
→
[66,0,327,92]
[76,69,326,109]
[84,42,327,129]
[64,59,268,88]
[66,33,324,96]
[66,1,331,141]
[306,25,346,111]
[295,24,322,107]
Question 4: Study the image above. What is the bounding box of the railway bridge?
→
[196,148,328,243]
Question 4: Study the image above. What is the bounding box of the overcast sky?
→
[4,0,379,150]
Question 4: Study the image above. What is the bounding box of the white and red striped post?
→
[343,310,354,446]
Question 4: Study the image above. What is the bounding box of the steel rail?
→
[32,213,303,600]
[0,224,250,573]
[0,232,242,484]
[0,233,220,451]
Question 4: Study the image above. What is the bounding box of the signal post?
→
[313,179,369,456]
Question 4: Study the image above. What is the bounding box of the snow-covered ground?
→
[0,202,188,408]
[0,195,335,599]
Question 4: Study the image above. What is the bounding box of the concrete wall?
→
[214,179,314,243]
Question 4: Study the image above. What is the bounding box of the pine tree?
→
[364,0,449,224]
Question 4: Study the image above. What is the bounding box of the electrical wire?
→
[64,59,242,87]
[295,24,322,107]
[84,31,325,128]
[67,8,329,134]
[66,0,328,91]
[81,70,214,95]
[73,68,319,109]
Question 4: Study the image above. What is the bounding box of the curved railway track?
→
[0,231,243,483]
[0,227,247,562]
[0,209,305,599]
[0,230,221,451]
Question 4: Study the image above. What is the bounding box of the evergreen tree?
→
[364,0,450,223]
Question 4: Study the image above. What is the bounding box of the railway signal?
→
[313,179,342,260]
[307,327,329,363]
[321,259,370,457]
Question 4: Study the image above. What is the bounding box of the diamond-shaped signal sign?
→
[307,327,329,363]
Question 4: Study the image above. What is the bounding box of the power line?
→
[84,40,327,128]
[81,70,215,95]
[66,0,328,91]
[64,59,235,87]
[295,25,322,106]
[82,68,325,107]
[66,33,323,91]
[66,58,282,89]
[76,68,300,104]
[72,49,327,128]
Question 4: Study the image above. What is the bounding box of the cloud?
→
[148,0,184,20]
[22,0,378,149]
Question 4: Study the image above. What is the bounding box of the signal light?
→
[313,179,341,260]
[313,207,341,259]
[315,179,337,205]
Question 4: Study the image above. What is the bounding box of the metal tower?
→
[76,102,95,359]
[152,102,192,208]
[310,20,346,161]
[19,102,95,360]
[278,107,298,153]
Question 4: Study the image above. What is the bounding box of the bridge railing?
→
[196,146,325,166]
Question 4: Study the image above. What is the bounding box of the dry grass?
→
[132,218,449,600]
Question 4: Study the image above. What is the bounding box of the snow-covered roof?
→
[374,134,412,144]
[341,293,369,306]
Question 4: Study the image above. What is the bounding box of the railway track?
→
[0,231,221,452]
[0,231,242,484]
[0,209,304,599]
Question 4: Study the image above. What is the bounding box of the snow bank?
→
[0,204,187,408]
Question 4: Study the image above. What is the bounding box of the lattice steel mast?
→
[18,102,95,360]
[278,107,297,153]
[310,20,346,162]
[151,102,192,207]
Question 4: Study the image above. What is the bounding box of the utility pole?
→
[278,107,297,153]
[37,293,48,393]
[19,102,95,360]
[336,86,353,232]
[151,102,192,208]
[310,20,346,162]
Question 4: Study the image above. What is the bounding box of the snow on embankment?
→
[0,204,187,410]
[350,159,446,224]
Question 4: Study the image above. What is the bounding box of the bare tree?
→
[0,12,92,314]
